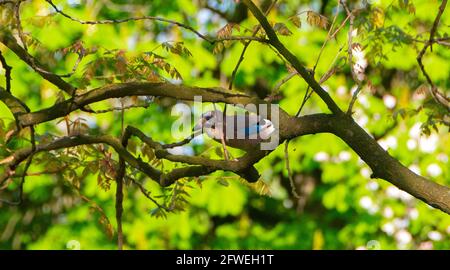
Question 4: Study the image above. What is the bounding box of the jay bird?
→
[192,110,275,151]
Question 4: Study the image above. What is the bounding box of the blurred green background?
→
[0,0,449,250]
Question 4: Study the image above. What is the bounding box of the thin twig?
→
[294,1,342,117]
[0,126,35,205]
[0,30,77,95]
[329,13,351,39]
[341,0,358,82]
[347,84,362,115]
[341,0,365,115]
[14,1,28,52]
[272,72,297,94]
[215,36,270,43]
[228,0,278,90]
[220,136,230,160]
[428,0,447,52]
[6,165,69,178]
[162,136,195,149]
[410,36,450,44]
[115,122,127,250]
[285,2,343,199]
[295,85,314,117]
[228,43,250,91]
[55,50,84,78]
[313,1,341,72]
[7,0,82,93]
[416,0,450,110]
[213,103,230,160]
[238,1,345,115]
[14,0,68,79]
[318,45,344,84]
[45,0,212,43]
[129,177,167,210]
[435,40,450,47]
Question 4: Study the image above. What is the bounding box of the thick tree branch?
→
[13,81,325,143]
[0,135,160,182]
[4,79,450,213]
[0,50,12,93]
[0,133,261,187]
[114,128,129,250]
[122,126,262,184]
[3,96,450,213]
[330,114,450,214]
[0,0,447,237]
[1,0,449,214]
[240,0,450,214]
[17,82,256,126]
[0,112,332,186]
[0,86,29,118]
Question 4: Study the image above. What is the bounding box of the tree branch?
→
[121,126,262,184]
[16,82,256,126]
[0,50,12,93]
[0,135,160,183]
[0,86,29,119]
[215,36,270,43]
[45,0,212,43]
[330,114,450,214]
[0,29,77,95]
[228,0,278,90]
[2,5,449,214]
[240,0,450,214]
[416,0,450,110]
[347,84,362,115]
[114,125,129,250]
[2,96,450,213]
[242,0,343,115]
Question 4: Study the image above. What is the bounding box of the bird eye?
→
[203,112,213,121]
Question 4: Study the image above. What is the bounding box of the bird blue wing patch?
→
[244,124,260,136]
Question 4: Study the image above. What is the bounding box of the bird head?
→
[257,118,275,139]
[192,110,223,133]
